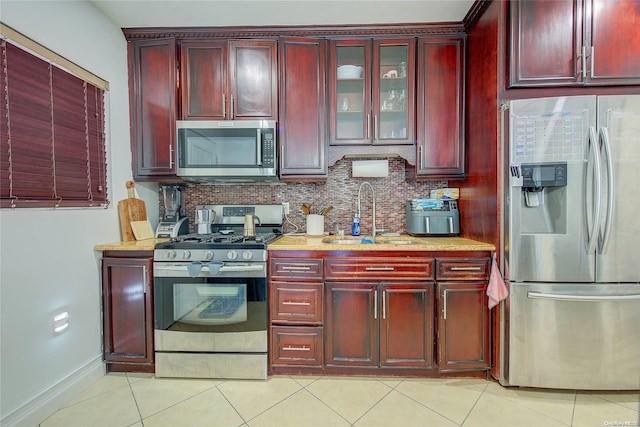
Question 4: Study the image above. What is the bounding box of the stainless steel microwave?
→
[176,120,278,183]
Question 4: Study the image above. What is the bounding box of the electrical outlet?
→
[282,202,290,215]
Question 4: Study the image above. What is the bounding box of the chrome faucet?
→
[357,181,379,237]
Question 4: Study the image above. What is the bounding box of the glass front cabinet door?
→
[330,38,415,146]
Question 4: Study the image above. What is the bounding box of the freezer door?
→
[504,282,640,390]
[596,95,640,282]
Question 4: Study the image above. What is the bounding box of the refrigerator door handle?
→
[598,126,614,253]
[586,127,602,255]
[527,291,640,302]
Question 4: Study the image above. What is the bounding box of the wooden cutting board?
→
[117,181,148,241]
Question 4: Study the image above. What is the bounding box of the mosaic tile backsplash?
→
[166,158,447,235]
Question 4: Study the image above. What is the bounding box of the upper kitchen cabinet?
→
[130,38,177,179]
[180,40,277,120]
[329,38,415,146]
[407,35,466,180]
[278,37,328,180]
[509,0,640,87]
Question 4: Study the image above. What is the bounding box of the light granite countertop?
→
[268,234,495,252]
[94,238,169,252]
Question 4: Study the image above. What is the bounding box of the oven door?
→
[153,262,267,353]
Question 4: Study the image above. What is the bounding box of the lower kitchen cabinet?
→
[268,250,492,376]
[269,257,325,372]
[436,257,491,371]
[271,325,323,367]
[381,283,434,367]
[101,251,154,373]
[325,283,378,366]
[325,282,434,368]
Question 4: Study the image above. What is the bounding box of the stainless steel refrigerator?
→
[501,95,640,390]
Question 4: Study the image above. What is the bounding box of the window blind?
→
[0,37,109,208]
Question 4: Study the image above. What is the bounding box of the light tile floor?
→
[40,373,639,427]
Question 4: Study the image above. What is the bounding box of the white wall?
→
[0,2,156,425]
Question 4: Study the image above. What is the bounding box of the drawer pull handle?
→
[283,346,310,352]
[282,301,311,306]
[282,266,312,271]
[365,267,394,271]
[450,266,482,271]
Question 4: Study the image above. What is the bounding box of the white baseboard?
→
[1,357,105,427]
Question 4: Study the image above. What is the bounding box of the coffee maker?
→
[155,185,189,238]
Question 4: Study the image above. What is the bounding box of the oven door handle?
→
[153,263,265,277]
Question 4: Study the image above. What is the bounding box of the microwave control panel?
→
[262,130,275,168]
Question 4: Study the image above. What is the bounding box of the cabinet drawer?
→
[436,258,490,281]
[270,258,323,280]
[325,258,434,280]
[270,282,323,324]
[271,326,323,366]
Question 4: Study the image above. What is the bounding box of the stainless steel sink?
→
[322,238,422,245]
[323,239,368,245]
[384,240,421,245]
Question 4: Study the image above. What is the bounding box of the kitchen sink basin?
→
[323,239,368,245]
[383,240,421,245]
[322,238,422,245]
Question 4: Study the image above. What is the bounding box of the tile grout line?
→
[125,373,145,426]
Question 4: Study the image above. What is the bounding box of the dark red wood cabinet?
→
[325,282,379,366]
[180,40,277,120]
[435,258,490,371]
[509,0,640,87]
[101,252,154,373]
[325,281,435,368]
[379,283,435,367]
[408,35,466,180]
[130,38,177,179]
[278,37,328,179]
[329,38,416,146]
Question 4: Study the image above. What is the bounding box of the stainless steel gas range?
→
[153,204,283,379]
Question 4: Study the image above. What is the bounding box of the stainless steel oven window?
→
[173,282,248,325]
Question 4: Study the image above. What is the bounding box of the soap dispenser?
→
[351,213,361,236]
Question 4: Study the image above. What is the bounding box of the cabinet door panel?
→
[229,40,277,119]
[131,38,176,177]
[330,40,371,145]
[278,37,327,177]
[102,257,153,366]
[181,42,227,119]
[325,283,378,366]
[373,39,415,145]
[416,37,465,178]
[380,283,434,367]
[437,282,489,371]
[589,0,640,84]
[509,0,582,86]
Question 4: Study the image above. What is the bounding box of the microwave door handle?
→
[257,129,262,165]
[424,217,430,234]
[448,217,453,233]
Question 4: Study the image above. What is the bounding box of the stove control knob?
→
[204,251,215,261]
[167,250,177,260]
[227,250,238,260]
[242,251,253,260]
[181,250,191,259]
